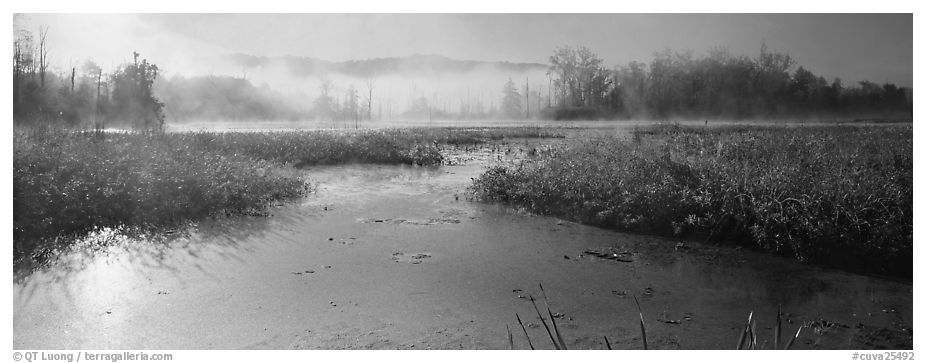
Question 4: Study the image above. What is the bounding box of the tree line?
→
[537,44,912,120]
[14,18,910,127]
[13,21,165,130]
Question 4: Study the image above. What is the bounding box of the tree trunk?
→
[525,77,530,119]
[95,70,103,129]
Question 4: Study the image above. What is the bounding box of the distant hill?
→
[225,53,547,77]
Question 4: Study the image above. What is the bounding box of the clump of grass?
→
[510,283,569,350]
[171,127,565,166]
[528,296,558,349]
[471,125,912,276]
[539,283,568,350]
[737,309,803,350]
[179,130,444,166]
[413,126,566,145]
[508,286,807,350]
[13,129,310,262]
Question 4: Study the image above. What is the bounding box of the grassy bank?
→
[471,124,912,276]
[175,127,564,166]
[13,126,565,263]
[14,130,301,261]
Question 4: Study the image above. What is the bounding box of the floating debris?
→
[583,248,634,262]
[391,252,432,264]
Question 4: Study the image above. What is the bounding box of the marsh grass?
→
[784,326,804,350]
[515,312,535,350]
[510,283,571,350]
[633,295,648,350]
[508,285,805,350]
[14,126,565,264]
[506,324,514,350]
[737,309,803,350]
[13,129,308,262]
[736,312,754,350]
[471,124,912,276]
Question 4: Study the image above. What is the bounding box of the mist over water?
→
[18,13,911,127]
[154,56,551,123]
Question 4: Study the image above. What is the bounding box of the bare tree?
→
[38,26,49,88]
[344,85,360,128]
[525,76,530,119]
[547,76,552,108]
[548,46,575,108]
[94,69,103,129]
[364,78,375,122]
[13,15,33,109]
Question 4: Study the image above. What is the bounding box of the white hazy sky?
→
[20,13,913,87]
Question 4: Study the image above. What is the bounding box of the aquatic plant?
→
[471,124,912,276]
[633,295,648,350]
[736,308,804,350]
[13,129,309,261]
[511,292,802,350]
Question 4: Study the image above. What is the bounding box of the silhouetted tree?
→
[546,43,910,120]
[343,84,360,128]
[108,52,165,130]
[364,78,375,121]
[311,76,337,121]
[501,78,522,119]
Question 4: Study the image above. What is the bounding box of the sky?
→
[19,13,913,87]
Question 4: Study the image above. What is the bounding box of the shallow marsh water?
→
[13,138,912,350]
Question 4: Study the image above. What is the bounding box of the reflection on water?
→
[14,142,912,350]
